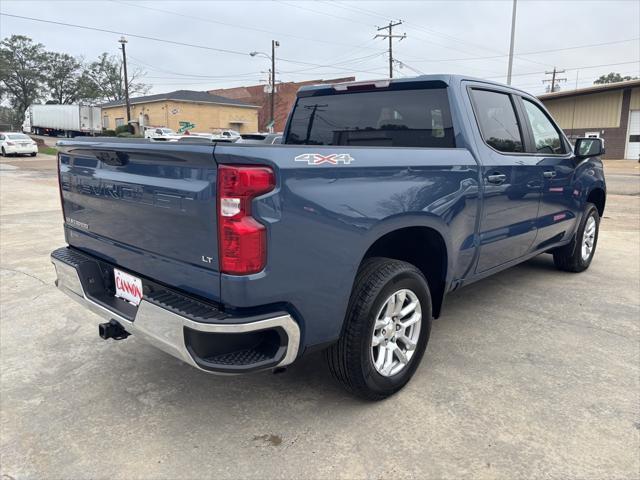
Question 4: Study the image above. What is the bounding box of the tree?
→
[594,72,639,84]
[45,52,83,104]
[0,35,48,125]
[78,52,149,103]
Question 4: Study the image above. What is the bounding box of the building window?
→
[103,116,109,128]
[115,118,125,127]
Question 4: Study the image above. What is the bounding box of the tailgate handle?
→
[96,151,129,166]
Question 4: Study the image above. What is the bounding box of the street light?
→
[249,40,279,132]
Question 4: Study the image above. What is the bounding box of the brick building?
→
[538,79,640,159]
[210,77,355,132]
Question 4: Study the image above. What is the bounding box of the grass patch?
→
[38,146,58,155]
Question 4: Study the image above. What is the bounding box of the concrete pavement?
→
[1,155,638,479]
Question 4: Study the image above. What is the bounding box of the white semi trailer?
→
[22,104,102,137]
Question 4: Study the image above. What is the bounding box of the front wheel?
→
[326,257,432,400]
[553,203,600,272]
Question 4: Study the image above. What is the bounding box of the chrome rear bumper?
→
[51,248,300,374]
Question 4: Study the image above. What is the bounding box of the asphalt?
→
[1,155,638,479]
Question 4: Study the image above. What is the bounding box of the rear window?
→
[286,87,455,148]
[8,134,30,140]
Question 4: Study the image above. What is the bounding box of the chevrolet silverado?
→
[51,75,606,399]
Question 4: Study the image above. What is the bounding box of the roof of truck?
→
[101,90,259,108]
[296,74,532,97]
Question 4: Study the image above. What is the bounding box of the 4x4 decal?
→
[294,153,354,165]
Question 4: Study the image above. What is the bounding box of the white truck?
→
[22,104,102,137]
[143,126,180,141]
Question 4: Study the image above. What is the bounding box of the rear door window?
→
[471,89,524,153]
[286,87,455,148]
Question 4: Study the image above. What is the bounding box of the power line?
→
[1,13,251,56]
[279,51,387,75]
[486,60,639,80]
[113,0,382,52]
[325,1,509,57]
[275,0,374,27]
[322,2,640,74]
[127,55,263,79]
[0,13,387,76]
[321,0,553,69]
[514,69,640,90]
[402,37,640,63]
[393,59,426,76]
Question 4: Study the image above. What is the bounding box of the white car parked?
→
[0,132,38,157]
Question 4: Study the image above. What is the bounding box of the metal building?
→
[538,79,640,159]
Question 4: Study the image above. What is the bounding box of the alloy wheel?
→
[371,289,422,377]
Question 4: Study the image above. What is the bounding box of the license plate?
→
[114,268,143,306]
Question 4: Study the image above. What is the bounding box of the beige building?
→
[101,90,260,134]
[538,79,640,159]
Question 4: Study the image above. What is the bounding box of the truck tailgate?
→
[58,140,221,302]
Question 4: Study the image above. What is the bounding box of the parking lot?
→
[1,154,638,479]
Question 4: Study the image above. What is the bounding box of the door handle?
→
[487,173,507,184]
[543,170,557,179]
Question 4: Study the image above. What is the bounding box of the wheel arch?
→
[358,225,449,319]
[586,187,606,217]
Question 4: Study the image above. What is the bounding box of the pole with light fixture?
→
[250,40,279,132]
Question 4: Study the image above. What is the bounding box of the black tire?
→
[553,203,600,272]
[326,257,432,400]
[30,152,37,157]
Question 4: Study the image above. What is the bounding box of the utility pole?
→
[506,0,517,85]
[543,67,567,93]
[375,21,406,79]
[119,36,131,124]
[250,41,279,131]
[270,40,279,133]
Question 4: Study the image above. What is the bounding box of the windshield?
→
[7,134,31,140]
[161,129,174,134]
[286,86,455,148]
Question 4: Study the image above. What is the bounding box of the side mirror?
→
[574,137,605,158]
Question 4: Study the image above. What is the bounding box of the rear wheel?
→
[326,257,432,400]
[553,203,600,272]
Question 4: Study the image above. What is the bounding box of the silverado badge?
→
[295,153,354,165]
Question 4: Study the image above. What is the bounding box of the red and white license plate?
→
[114,268,143,306]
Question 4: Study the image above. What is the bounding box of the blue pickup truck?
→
[52,75,606,399]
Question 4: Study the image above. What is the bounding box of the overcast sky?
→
[1,0,639,97]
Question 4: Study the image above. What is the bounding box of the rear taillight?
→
[217,165,275,275]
